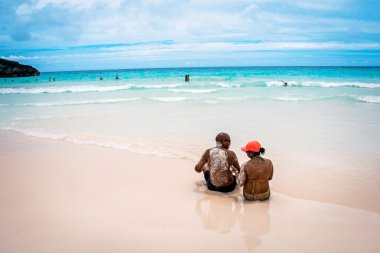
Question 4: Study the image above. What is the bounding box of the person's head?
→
[215,132,231,149]
[241,140,265,158]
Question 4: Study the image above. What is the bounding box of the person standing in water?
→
[238,140,273,201]
[195,132,240,193]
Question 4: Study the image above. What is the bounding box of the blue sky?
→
[1,0,380,71]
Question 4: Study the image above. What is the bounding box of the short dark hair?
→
[215,132,230,142]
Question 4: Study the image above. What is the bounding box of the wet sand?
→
[1,130,380,253]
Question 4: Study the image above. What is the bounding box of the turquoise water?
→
[1,67,380,103]
[1,67,379,173]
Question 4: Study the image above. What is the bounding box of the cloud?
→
[5,40,379,60]
[4,0,380,45]
[1,0,380,70]
[16,3,33,15]
[2,55,45,60]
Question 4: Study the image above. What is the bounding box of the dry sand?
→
[1,130,380,253]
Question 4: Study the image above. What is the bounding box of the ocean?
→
[1,67,380,179]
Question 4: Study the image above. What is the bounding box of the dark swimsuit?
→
[204,170,237,193]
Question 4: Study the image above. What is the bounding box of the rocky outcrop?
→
[0,58,40,78]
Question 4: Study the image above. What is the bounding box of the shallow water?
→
[1,66,379,169]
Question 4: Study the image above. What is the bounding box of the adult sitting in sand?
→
[195,132,240,193]
[238,140,273,201]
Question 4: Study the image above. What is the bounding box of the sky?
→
[1,0,380,71]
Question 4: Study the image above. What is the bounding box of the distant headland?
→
[0,58,40,78]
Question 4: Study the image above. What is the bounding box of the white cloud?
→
[3,55,45,60]
[65,41,380,58]
[16,3,33,15]
[3,0,380,70]
[9,0,379,46]
[17,0,124,13]
[294,0,348,11]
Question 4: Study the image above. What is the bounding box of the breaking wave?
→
[265,81,380,89]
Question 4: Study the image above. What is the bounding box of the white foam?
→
[132,83,183,89]
[11,115,82,121]
[271,96,325,102]
[300,81,380,88]
[2,126,67,140]
[0,85,133,94]
[214,82,241,88]
[168,88,218,94]
[215,82,230,88]
[266,81,298,87]
[148,97,193,102]
[17,97,141,107]
[266,80,380,88]
[2,127,198,161]
[352,95,380,103]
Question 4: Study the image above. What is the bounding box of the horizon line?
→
[40,65,380,73]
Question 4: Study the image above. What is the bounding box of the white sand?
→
[1,130,380,253]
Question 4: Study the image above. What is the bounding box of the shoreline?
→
[1,130,380,252]
[1,129,379,214]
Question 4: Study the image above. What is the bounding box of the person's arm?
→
[268,160,273,180]
[195,150,209,173]
[232,154,240,173]
[237,162,247,187]
[228,151,240,173]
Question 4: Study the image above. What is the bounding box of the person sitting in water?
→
[195,132,240,193]
[238,140,273,201]
[115,75,119,80]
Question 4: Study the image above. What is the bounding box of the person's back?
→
[207,146,236,187]
[238,140,273,201]
[195,132,240,192]
[241,156,273,196]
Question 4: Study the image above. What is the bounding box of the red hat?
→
[241,140,261,152]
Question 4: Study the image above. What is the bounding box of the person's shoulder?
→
[263,157,273,166]
[227,149,237,156]
[243,160,256,171]
[263,157,272,162]
[204,148,212,153]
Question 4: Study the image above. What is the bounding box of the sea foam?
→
[16,97,141,107]
[0,85,133,94]
[2,127,198,161]
[148,97,194,102]
[265,80,380,88]
[352,95,380,103]
[168,88,219,94]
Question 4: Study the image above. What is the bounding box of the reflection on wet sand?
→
[195,181,271,251]
[195,193,240,234]
[238,201,271,251]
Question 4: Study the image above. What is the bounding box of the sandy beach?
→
[2,0,380,251]
[1,130,380,253]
